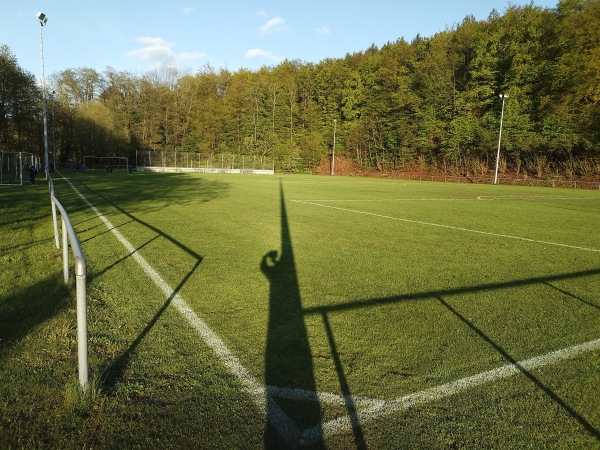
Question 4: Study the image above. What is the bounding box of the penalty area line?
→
[292,200,600,253]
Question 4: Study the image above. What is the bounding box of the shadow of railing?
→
[300,268,600,443]
[102,257,202,391]
[65,179,207,393]
[303,268,600,316]
[437,295,600,440]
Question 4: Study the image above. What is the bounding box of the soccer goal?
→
[0,152,40,185]
[83,156,129,171]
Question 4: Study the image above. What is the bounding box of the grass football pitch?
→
[1,171,599,449]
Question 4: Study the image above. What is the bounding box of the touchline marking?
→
[303,337,600,445]
[60,177,302,447]
[292,200,600,253]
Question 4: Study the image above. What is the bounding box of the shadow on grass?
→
[101,258,202,393]
[543,281,600,312]
[68,176,209,393]
[436,295,600,440]
[0,235,56,254]
[302,268,600,443]
[261,182,367,449]
[0,183,69,351]
[0,273,70,348]
[261,182,324,448]
[303,268,600,316]
[60,171,227,214]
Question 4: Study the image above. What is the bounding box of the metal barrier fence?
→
[136,151,275,174]
[48,174,89,390]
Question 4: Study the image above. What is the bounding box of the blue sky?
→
[4,1,558,79]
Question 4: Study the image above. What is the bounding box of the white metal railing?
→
[48,173,88,390]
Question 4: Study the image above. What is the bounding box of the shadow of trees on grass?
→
[0,273,70,349]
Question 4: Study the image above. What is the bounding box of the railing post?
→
[62,217,69,284]
[75,256,88,390]
[51,200,60,248]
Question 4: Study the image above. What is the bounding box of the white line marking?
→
[477,195,600,200]
[292,200,600,253]
[303,337,600,444]
[267,385,385,410]
[293,198,473,202]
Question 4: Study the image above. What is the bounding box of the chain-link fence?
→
[136,151,275,174]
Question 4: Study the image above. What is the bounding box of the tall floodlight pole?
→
[331,119,337,176]
[493,93,508,185]
[51,91,56,171]
[37,12,49,178]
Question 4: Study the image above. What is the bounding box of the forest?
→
[1,0,599,178]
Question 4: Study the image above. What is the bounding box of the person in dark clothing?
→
[29,166,37,184]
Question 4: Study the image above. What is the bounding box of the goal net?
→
[83,156,129,171]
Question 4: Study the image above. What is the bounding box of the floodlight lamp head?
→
[37,12,47,26]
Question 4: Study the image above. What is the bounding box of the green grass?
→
[1,171,599,449]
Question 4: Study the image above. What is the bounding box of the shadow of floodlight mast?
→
[261,181,327,448]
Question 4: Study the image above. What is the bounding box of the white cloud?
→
[258,17,288,35]
[182,7,196,15]
[244,48,283,62]
[178,51,206,61]
[315,26,330,36]
[127,36,206,69]
[244,48,273,59]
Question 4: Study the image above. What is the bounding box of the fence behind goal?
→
[0,152,40,185]
[136,151,275,175]
[83,156,129,171]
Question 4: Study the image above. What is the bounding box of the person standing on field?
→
[29,166,37,184]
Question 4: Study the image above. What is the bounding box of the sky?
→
[3,0,559,80]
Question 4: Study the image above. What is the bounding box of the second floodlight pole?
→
[331,119,337,176]
[493,93,508,185]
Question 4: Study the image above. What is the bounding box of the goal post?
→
[83,156,129,171]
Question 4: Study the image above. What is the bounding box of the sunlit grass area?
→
[1,171,599,449]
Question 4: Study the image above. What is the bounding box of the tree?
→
[0,45,40,153]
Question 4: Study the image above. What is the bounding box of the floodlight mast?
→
[493,93,508,185]
[331,119,337,176]
[37,12,49,178]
